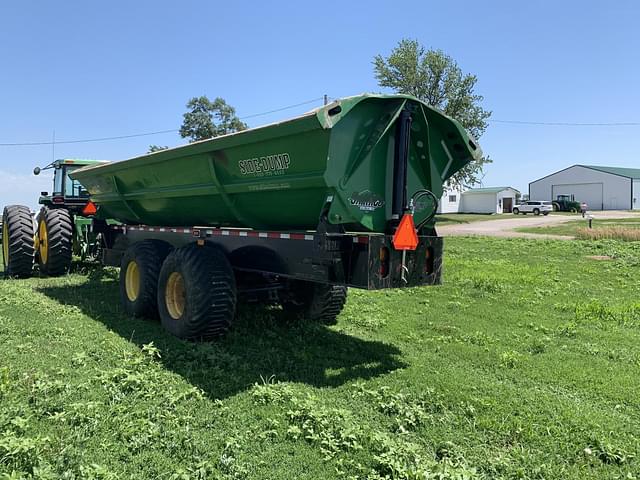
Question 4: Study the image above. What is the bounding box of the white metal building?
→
[438,186,520,214]
[459,187,520,214]
[529,165,640,210]
[437,186,462,214]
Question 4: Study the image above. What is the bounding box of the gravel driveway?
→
[437,211,640,239]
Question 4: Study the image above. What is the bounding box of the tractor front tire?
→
[36,207,73,276]
[282,281,348,325]
[120,240,172,319]
[157,244,236,340]
[2,205,35,278]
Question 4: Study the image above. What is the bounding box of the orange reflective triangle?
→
[82,201,97,216]
[392,213,418,250]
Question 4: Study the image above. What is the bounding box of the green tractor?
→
[2,159,107,278]
[552,194,581,213]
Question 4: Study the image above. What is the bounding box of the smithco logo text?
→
[348,190,385,212]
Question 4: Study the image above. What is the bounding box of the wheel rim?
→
[2,220,8,266]
[165,271,185,320]
[38,220,48,265]
[125,260,140,301]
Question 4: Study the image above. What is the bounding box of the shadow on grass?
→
[37,267,406,400]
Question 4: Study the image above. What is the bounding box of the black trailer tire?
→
[36,207,73,276]
[2,205,35,278]
[119,240,172,319]
[157,244,236,340]
[283,281,348,325]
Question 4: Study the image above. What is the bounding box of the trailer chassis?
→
[101,223,443,290]
[89,219,443,339]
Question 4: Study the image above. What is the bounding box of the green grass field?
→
[516,217,640,237]
[435,212,577,227]
[1,238,639,479]
[435,213,508,226]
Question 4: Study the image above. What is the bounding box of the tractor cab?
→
[556,194,574,202]
[35,159,107,214]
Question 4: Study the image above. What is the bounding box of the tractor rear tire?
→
[282,281,348,325]
[120,240,172,319]
[36,207,73,276]
[2,205,35,278]
[157,244,236,340]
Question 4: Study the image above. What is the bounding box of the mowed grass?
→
[436,212,579,227]
[1,238,639,479]
[517,217,640,238]
[435,213,508,226]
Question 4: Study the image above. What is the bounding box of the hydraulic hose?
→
[409,189,439,231]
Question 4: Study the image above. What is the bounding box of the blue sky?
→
[1,0,638,207]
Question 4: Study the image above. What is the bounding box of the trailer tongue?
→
[52,93,482,339]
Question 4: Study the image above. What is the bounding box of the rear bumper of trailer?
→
[100,224,442,290]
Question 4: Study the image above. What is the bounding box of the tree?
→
[179,96,247,142]
[148,145,168,153]
[373,39,492,187]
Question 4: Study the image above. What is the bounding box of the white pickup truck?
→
[512,201,553,215]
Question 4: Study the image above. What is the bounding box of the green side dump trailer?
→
[72,94,478,232]
[3,94,481,340]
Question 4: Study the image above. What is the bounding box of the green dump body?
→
[71,94,481,232]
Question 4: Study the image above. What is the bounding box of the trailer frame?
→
[98,222,442,291]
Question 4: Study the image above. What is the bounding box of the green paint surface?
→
[71,94,481,231]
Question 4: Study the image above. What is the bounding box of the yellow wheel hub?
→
[38,220,49,265]
[165,272,186,320]
[125,260,141,302]
[2,220,8,266]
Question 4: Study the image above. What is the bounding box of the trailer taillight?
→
[379,246,390,278]
[52,196,64,204]
[82,201,97,216]
[424,247,434,274]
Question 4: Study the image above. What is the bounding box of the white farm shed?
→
[529,165,640,210]
[437,186,462,214]
[460,187,519,214]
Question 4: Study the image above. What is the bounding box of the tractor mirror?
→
[33,167,41,175]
